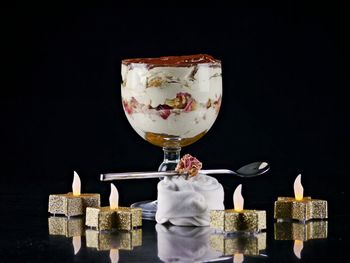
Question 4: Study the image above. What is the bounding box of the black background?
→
[2,1,349,210]
[1,2,349,261]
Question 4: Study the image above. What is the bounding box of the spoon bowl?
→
[235,161,270,177]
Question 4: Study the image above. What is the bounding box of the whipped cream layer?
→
[122,64,222,108]
[121,54,222,145]
[124,107,218,140]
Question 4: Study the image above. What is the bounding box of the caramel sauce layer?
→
[145,130,207,148]
[122,54,220,68]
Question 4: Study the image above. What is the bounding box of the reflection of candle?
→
[48,216,83,255]
[274,174,328,221]
[110,249,119,263]
[48,171,100,217]
[48,216,84,237]
[293,240,303,259]
[86,183,142,231]
[210,184,266,233]
[274,221,328,261]
[233,253,244,263]
[274,220,328,241]
[72,236,81,255]
[210,232,266,256]
[85,228,142,251]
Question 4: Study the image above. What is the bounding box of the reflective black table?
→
[0,176,348,263]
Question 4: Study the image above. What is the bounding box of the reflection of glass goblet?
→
[121,54,222,216]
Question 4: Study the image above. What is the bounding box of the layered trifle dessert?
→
[121,54,222,147]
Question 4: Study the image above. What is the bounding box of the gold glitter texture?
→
[274,220,328,241]
[48,194,83,217]
[85,206,142,231]
[210,209,266,233]
[48,216,84,237]
[86,207,116,231]
[72,193,100,210]
[48,193,100,217]
[116,207,142,231]
[210,232,266,256]
[274,197,328,221]
[86,229,142,251]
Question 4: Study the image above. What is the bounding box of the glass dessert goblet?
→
[121,54,222,217]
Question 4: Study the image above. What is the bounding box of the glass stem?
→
[158,147,181,171]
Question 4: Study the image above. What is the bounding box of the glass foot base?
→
[131,200,157,221]
[130,147,181,221]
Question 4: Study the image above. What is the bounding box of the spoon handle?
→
[100,169,235,181]
[198,169,236,175]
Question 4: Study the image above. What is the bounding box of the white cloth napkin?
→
[156,173,225,226]
[156,224,222,263]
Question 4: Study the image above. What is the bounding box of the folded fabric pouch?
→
[156,173,224,226]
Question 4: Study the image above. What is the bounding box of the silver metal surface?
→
[100,161,270,181]
[100,169,235,181]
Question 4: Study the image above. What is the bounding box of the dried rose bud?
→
[175,154,203,177]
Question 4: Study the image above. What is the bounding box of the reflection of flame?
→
[294,174,304,201]
[233,253,244,263]
[109,183,119,209]
[293,240,303,259]
[72,171,81,196]
[72,236,81,255]
[233,184,244,211]
[110,249,119,263]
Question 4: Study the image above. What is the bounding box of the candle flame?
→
[233,184,244,212]
[110,248,119,263]
[293,240,303,259]
[233,253,244,263]
[72,171,81,196]
[72,236,81,255]
[109,183,119,209]
[294,174,304,201]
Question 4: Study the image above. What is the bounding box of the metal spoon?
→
[100,161,269,181]
[235,161,270,177]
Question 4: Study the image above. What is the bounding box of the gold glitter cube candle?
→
[86,229,142,251]
[48,216,84,237]
[68,192,100,210]
[210,184,266,233]
[48,172,100,217]
[85,206,142,231]
[210,209,266,233]
[274,197,328,222]
[48,193,100,217]
[86,207,116,231]
[274,220,328,241]
[48,194,83,217]
[210,232,266,256]
[86,184,142,231]
[116,207,142,231]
